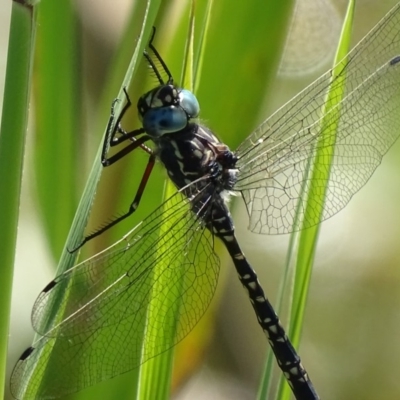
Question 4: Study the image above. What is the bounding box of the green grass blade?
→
[79,1,164,260]
[0,2,35,399]
[276,1,356,399]
[49,1,161,305]
[57,9,164,400]
[180,0,195,89]
[136,182,180,400]
[193,0,213,93]
[14,2,163,400]
[33,0,81,259]
[71,3,165,400]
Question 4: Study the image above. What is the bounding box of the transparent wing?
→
[235,4,400,234]
[11,183,219,400]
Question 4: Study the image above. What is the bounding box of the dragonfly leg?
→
[70,152,157,252]
[102,88,151,165]
[70,88,156,252]
[143,27,173,85]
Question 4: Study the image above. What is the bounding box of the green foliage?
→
[0,3,36,400]
[7,1,400,400]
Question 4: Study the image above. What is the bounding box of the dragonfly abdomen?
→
[221,234,320,400]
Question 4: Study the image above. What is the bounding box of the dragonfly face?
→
[137,84,200,136]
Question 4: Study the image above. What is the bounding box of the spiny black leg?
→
[111,87,132,140]
[102,88,149,163]
[101,87,153,165]
[102,88,131,159]
[70,152,157,252]
[144,27,173,85]
[70,88,156,252]
[102,134,152,167]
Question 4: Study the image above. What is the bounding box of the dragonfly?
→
[11,3,400,400]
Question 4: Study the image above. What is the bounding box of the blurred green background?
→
[2,0,400,399]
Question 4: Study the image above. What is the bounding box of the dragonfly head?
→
[137,84,200,137]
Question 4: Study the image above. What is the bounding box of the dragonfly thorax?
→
[137,84,200,137]
[156,124,238,194]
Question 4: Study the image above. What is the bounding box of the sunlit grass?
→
[6,0,400,400]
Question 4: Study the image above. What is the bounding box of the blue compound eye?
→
[139,86,200,137]
[179,89,200,118]
[143,106,188,137]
